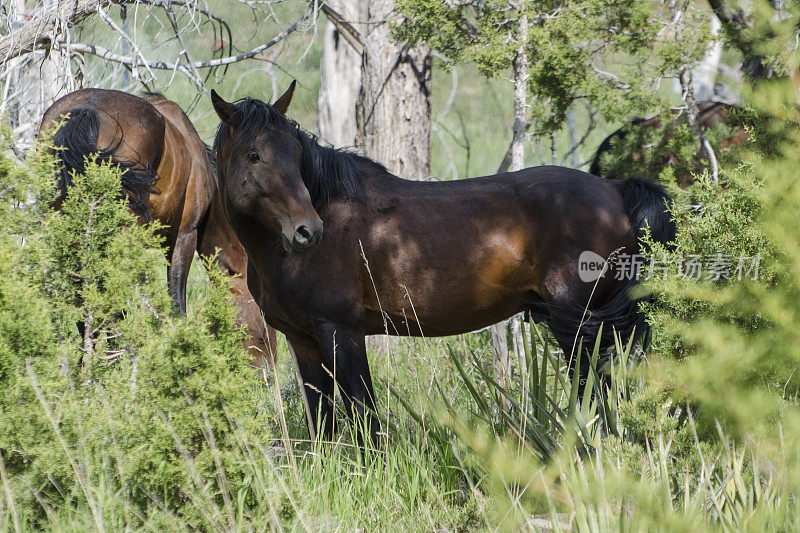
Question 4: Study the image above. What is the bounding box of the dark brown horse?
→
[40,89,276,367]
[210,84,676,441]
[590,101,749,185]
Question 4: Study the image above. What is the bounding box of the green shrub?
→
[0,129,270,528]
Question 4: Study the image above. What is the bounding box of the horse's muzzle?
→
[284,222,323,253]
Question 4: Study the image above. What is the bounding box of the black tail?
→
[52,108,157,220]
[612,178,676,350]
[589,128,622,177]
[615,177,676,248]
[545,177,675,378]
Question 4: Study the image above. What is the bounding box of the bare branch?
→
[0,0,111,61]
[590,63,632,89]
[95,6,160,84]
[318,1,364,54]
[56,9,310,72]
[162,4,205,92]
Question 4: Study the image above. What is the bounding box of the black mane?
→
[212,98,383,207]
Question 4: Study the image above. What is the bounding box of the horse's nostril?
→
[295,225,312,244]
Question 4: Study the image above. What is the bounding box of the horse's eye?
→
[247,151,260,163]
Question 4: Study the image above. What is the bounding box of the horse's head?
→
[211,82,323,253]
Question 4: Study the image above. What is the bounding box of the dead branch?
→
[56,9,310,73]
[95,6,160,85]
[317,1,364,54]
[0,0,111,61]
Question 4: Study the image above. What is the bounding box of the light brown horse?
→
[40,88,276,367]
[210,84,676,443]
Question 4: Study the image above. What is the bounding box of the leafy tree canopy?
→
[395,0,711,132]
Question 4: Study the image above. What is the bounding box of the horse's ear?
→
[272,80,296,114]
[211,90,236,124]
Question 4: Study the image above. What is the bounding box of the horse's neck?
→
[354,165,410,194]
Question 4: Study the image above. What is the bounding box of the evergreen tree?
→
[0,128,270,527]
[394,0,700,134]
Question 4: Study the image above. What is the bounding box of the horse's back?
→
[40,88,165,170]
[495,165,624,201]
[373,165,627,223]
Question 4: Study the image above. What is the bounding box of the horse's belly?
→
[365,295,525,337]
[364,259,536,337]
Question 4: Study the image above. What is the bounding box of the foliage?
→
[641,79,800,441]
[0,131,268,528]
[593,111,747,187]
[394,0,707,133]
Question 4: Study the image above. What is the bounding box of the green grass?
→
[4,271,795,531]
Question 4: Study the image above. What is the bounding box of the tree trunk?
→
[510,18,528,173]
[693,14,722,101]
[680,69,719,183]
[670,0,718,183]
[5,0,74,152]
[358,0,432,179]
[317,0,361,149]
[707,0,775,80]
[492,11,529,389]
[318,0,432,176]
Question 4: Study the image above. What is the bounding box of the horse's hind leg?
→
[546,297,615,403]
[286,335,335,439]
[168,228,198,314]
[540,274,600,402]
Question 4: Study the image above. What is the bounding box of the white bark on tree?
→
[493,10,529,387]
[670,0,719,183]
[4,0,74,151]
[681,69,719,183]
[358,0,432,179]
[511,17,528,174]
[318,17,360,148]
[693,14,723,101]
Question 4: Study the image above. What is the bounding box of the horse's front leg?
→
[286,334,336,440]
[315,322,379,446]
